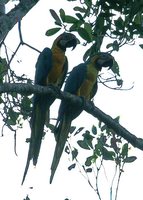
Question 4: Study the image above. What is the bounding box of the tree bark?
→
[0,0,39,42]
[0,83,143,151]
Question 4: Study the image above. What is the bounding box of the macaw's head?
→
[55,32,78,51]
[91,52,114,71]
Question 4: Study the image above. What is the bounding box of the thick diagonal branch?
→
[0,83,143,151]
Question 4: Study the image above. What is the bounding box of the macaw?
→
[21,32,78,185]
[50,52,114,183]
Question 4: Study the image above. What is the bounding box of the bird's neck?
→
[51,45,66,63]
[87,63,99,82]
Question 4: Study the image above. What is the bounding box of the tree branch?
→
[0,83,143,151]
[0,0,39,42]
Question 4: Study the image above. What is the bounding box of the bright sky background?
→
[0,0,143,200]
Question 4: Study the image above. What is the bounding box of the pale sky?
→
[0,0,143,200]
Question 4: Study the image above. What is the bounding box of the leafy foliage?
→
[47,0,143,59]
[0,57,33,135]
[47,0,143,89]
[66,117,137,199]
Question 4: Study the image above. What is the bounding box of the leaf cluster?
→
[66,117,137,198]
[46,0,143,59]
[0,57,33,135]
[67,116,137,173]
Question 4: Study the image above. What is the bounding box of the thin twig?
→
[110,164,118,200]
[115,163,124,200]
[14,130,18,156]
[95,158,103,200]
[67,141,97,192]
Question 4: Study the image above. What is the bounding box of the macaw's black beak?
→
[96,53,114,70]
[64,36,79,50]
[59,33,79,50]
[104,56,114,69]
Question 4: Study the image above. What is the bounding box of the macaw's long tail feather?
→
[21,97,47,185]
[50,117,71,184]
[31,103,47,166]
[21,144,32,185]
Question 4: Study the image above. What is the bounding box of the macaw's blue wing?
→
[35,48,53,85]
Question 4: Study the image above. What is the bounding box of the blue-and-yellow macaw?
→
[21,32,78,185]
[50,52,114,183]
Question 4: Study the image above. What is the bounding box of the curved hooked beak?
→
[60,34,79,50]
[67,37,79,50]
[104,55,114,70]
[97,53,114,70]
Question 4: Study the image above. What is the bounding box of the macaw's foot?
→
[80,96,86,110]
[47,84,60,97]
[70,96,86,119]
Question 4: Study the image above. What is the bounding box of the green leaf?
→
[21,96,32,119]
[134,13,142,25]
[92,125,97,135]
[111,59,120,76]
[102,147,115,161]
[6,118,16,126]
[45,28,61,36]
[114,17,124,30]
[77,140,90,150]
[76,13,83,21]
[86,168,92,173]
[69,126,76,133]
[85,156,93,166]
[59,8,65,22]
[94,144,102,157]
[72,148,78,160]
[21,96,31,110]
[117,79,123,86]
[74,127,84,135]
[64,15,78,23]
[84,0,92,7]
[83,131,94,149]
[69,20,83,31]
[83,47,92,61]
[121,143,129,158]
[84,22,92,35]
[111,137,119,153]
[77,27,92,42]
[92,153,98,163]
[106,43,113,49]
[95,15,104,32]
[73,6,85,13]
[112,40,119,51]
[68,163,76,170]
[7,108,19,126]
[123,156,137,163]
[121,143,128,158]
[49,9,62,25]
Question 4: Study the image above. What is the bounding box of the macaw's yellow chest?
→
[77,64,99,100]
[47,50,65,85]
